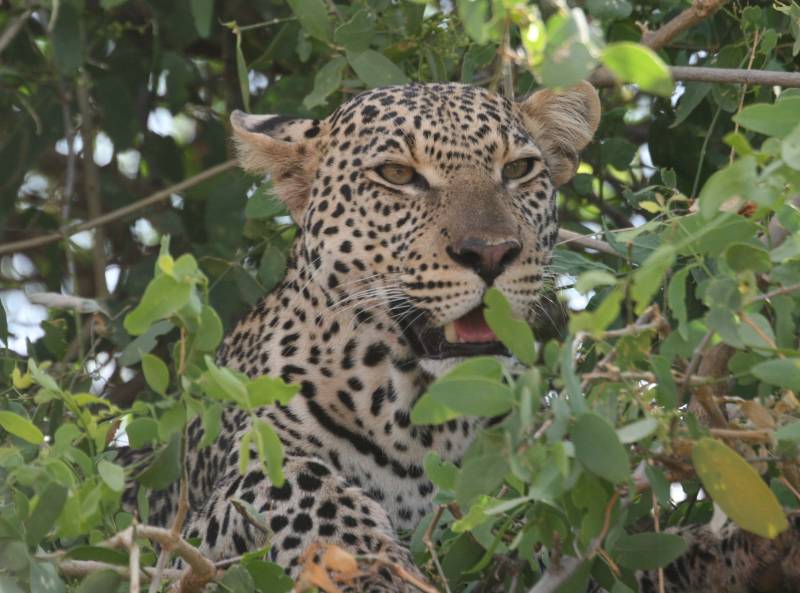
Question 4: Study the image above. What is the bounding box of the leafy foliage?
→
[1,0,800,592]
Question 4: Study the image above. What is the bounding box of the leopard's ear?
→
[517,82,601,187]
[230,111,325,221]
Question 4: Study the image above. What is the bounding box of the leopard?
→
[122,82,800,593]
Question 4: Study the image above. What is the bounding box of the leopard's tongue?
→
[453,308,497,343]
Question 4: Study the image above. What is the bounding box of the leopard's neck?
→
[218,256,480,528]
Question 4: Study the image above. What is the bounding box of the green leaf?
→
[333,10,374,52]
[586,0,632,20]
[235,31,250,112]
[253,420,285,486]
[671,82,711,128]
[27,483,68,546]
[698,156,757,220]
[52,1,83,75]
[428,379,514,418]
[195,305,224,352]
[141,353,169,395]
[97,460,125,492]
[613,532,688,570]
[540,41,594,88]
[483,288,536,365]
[65,546,128,565]
[198,403,223,449]
[243,559,293,593]
[125,418,158,449]
[124,275,192,336]
[738,312,776,350]
[136,434,182,490]
[258,248,288,292]
[219,565,255,593]
[573,413,629,484]
[461,44,496,83]
[668,266,691,339]
[725,243,771,273]
[247,376,299,407]
[118,320,173,366]
[456,453,508,507]
[245,184,286,219]
[781,123,800,170]
[347,50,409,88]
[190,0,213,37]
[303,57,348,109]
[75,570,122,593]
[616,417,658,444]
[287,0,332,42]
[100,0,128,7]
[775,421,800,443]
[569,286,623,336]
[692,437,788,539]
[424,451,458,491]
[410,393,461,426]
[601,42,673,96]
[0,411,44,445]
[30,561,65,593]
[733,97,800,138]
[204,356,249,406]
[631,246,675,314]
[751,358,800,391]
[457,0,491,43]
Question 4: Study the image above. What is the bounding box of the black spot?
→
[293,513,313,532]
[270,481,293,501]
[363,342,389,367]
[271,515,289,532]
[283,536,302,550]
[206,516,219,547]
[297,472,322,492]
[317,501,337,519]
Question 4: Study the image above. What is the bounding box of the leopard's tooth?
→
[443,321,458,343]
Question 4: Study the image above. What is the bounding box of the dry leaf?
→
[741,400,776,429]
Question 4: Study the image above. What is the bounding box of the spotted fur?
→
[121,83,799,593]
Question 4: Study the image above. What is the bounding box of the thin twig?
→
[652,490,665,593]
[0,8,32,55]
[0,160,237,256]
[730,30,761,163]
[53,559,182,581]
[708,428,773,442]
[641,0,729,50]
[422,506,450,593]
[681,330,712,401]
[556,229,621,257]
[130,525,141,593]
[748,282,800,304]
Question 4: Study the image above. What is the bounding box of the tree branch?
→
[76,71,108,298]
[641,0,729,50]
[591,66,800,88]
[0,159,237,257]
[556,228,621,257]
[0,8,32,56]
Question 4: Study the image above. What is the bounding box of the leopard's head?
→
[231,83,599,372]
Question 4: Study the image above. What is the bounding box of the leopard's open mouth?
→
[391,303,508,359]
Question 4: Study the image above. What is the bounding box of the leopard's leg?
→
[183,455,423,593]
[637,513,800,593]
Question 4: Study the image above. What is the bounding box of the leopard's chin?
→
[390,302,509,360]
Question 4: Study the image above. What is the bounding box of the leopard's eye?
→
[376,163,416,185]
[502,158,535,181]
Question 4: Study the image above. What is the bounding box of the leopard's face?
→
[232,83,600,369]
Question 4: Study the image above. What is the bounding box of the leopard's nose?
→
[446,238,522,285]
